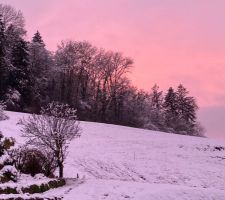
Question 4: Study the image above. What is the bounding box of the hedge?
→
[0,179,66,195]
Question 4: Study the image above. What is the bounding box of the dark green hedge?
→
[0,187,17,194]
[21,179,65,194]
[0,179,66,194]
[0,197,62,200]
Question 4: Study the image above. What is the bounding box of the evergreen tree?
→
[5,24,23,60]
[0,4,27,107]
[32,31,45,45]
[0,15,8,98]
[164,87,177,116]
[175,84,198,133]
[29,31,53,109]
[30,31,51,77]
[163,85,199,135]
[11,39,30,83]
[7,39,34,110]
[163,87,178,132]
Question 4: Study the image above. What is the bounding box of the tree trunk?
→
[59,162,64,178]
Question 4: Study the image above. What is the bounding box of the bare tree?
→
[55,40,97,107]
[0,4,25,36]
[93,50,133,122]
[20,102,81,178]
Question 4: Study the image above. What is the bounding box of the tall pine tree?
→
[32,31,45,45]
[6,38,34,110]
[175,84,198,133]
[29,31,53,110]
[163,85,199,135]
[163,87,179,132]
[0,15,8,98]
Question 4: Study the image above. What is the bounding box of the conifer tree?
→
[175,84,198,133]
[0,15,8,98]
[164,87,177,116]
[163,85,199,135]
[32,31,45,45]
[0,4,27,106]
[8,38,34,110]
[29,31,53,109]
[163,87,178,132]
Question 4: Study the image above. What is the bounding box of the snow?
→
[0,165,18,176]
[0,154,11,165]
[56,179,225,200]
[1,111,225,199]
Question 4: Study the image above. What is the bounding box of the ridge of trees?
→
[0,4,204,137]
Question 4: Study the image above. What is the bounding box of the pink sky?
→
[2,0,225,140]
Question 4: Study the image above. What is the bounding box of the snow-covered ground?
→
[1,111,225,200]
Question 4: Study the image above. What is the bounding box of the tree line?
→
[0,4,204,136]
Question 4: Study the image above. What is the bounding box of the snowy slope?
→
[1,111,225,200]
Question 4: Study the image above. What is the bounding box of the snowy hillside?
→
[1,111,225,200]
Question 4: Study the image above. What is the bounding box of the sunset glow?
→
[2,0,225,139]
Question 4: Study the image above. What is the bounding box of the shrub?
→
[0,165,18,182]
[0,101,8,121]
[0,186,17,194]
[0,133,15,157]
[21,179,66,194]
[3,137,15,150]
[0,132,4,157]
[0,179,66,194]
[0,133,17,183]
[10,146,57,177]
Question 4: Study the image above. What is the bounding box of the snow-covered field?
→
[1,111,225,200]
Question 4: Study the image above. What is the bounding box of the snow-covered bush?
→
[2,137,15,150]
[10,146,57,177]
[0,165,18,182]
[20,179,66,194]
[0,133,15,158]
[4,88,21,111]
[0,133,18,183]
[0,101,8,121]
